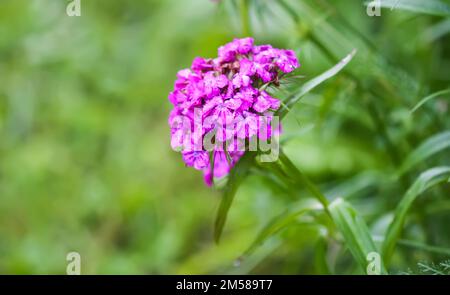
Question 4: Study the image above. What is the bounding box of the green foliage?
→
[417,260,450,275]
[374,0,450,16]
[214,152,255,243]
[241,199,322,258]
[382,167,450,265]
[398,132,450,175]
[329,198,386,274]
[278,49,357,119]
[400,259,450,274]
[411,89,450,113]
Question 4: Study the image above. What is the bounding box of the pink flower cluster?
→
[168,38,299,185]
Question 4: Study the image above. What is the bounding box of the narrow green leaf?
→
[410,88,450,113]
[329,198,386,274]
[239,0,251,36]
[382,166,450,265]
[423,19,450,43]
[325,172,382,200]
[373,235,450,256]
[277,150,330,207]
[214,152,256,243]
[277,49,357,119]
[241,199,323,257]
[398,131,450,175]
[368,0,450,17]
[397,239,450,256]
[228,239,281,275]
[314,237,331,274]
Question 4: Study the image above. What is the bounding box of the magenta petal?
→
[253,95,271,113]
[240,59,256,76]
[203,167,213,186]
[237,37,254,54]
[203,96,223,114]
[224,98,242,110]
[269,97,281,110]
[216,75,229,88]
[192,57,213,71]
[182,151,210,170]
[177,69,191,80]
[213,151,230,178]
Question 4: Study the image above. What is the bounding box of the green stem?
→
[365,96,402,166]
[239,0,252,36]
[278,150,330,208]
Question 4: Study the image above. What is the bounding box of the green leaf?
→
[370,0,450,16]
[410,88,450,113]
[423,19,450,42]
[214,152,256,243]
[397,239,450,256]
[314,237,331,274]
[241,199,323,257]
[382,167,450,265]
[373,235,450,256]
[277,49,357,119]
[325,172,383,200]
[398,131,450,175]
[277,150,330,207]
[239,0,251,36]
[329,198,386,274]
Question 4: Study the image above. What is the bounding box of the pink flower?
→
[182,151,210,170]
[168,38,300,185]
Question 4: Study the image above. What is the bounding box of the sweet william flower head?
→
[168,38,300,186]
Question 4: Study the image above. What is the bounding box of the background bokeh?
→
[0,0,449,274]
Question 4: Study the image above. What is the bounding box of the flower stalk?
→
[239,0,252,37]
[277,150,329,209]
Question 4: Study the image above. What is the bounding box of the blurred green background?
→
[0,0,449,274]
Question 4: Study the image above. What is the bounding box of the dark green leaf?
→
[329,198,386,274]
[410,88,450,113]
[369,0,450,16]
[277,49,357,119]
[214,152,256,243]
[382,166,450,265]
[398,131,450,175]
[241,199,323,257]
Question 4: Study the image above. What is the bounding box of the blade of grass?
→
[314,236,331,274]
[367,0,450,16]
[278,150,329,207]
[228,239,282,274]
[264,149,391,272]
[240,199,323,258]
[382,166,450,265]
[373,235,450,256]
[398,131,450,175]
[276,151,385,273]
[422,19,450,43]
[214,152,256,243]
[410,88,450,113]
[329,198,387,274]
[277,49,357,119]
[239,0,252,36]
